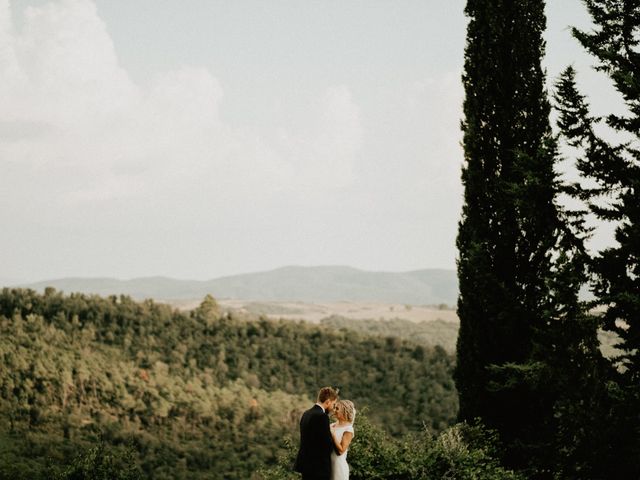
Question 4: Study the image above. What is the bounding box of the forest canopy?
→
[0,288,457,479]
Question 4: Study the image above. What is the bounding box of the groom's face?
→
[327,399,338,413]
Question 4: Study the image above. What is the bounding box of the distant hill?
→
[15,266,458,305]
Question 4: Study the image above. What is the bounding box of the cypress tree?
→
[455,0,596,473]
[555,1,640,475]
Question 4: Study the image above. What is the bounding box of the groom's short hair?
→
[317,386,339,403]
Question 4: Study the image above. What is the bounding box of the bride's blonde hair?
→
[336,400,356,423]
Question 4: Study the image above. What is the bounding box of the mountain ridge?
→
[12,265,458,305]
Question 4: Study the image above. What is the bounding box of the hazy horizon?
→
[1,0,617,282]
[4,263,458,285]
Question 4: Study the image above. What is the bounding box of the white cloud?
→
[0,0,364,210]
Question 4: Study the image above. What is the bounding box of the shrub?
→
[55,443,142,480]
[257,410,524,480]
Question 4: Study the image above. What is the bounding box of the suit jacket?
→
[294,404,334,478]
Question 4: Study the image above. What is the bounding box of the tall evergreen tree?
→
[555,1,640,475]
[455,0,598,474]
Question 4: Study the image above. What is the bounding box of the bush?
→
[418,423,524,480]
[257,410,524,480]
[55,443,142,480]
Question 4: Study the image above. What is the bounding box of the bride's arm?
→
[332,431,353,455]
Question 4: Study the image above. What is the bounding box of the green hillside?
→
[0,288,457,479]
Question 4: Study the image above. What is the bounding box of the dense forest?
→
[0,288,457,479]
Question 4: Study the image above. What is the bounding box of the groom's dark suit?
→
[294,404,334,480]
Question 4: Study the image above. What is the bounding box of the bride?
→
[330,400,356,480]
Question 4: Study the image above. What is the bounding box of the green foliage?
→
[455,0,604,477]
[255,437,299,480]
[556,0,640,387]
[457,0,560,430]
[343,410,404,479]
[554,1,640,477]
[0,288,457,478]
[56,443,142,480]
[259,410,524,480]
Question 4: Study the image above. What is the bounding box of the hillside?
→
[17,266,458,305]
[0,288,457,479]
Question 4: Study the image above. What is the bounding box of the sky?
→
[0,0,617,282]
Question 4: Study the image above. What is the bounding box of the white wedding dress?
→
[331,423,355,480]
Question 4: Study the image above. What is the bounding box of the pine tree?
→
[455,0,597,474]
[555,1,640,475]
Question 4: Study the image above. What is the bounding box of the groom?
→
[294,386,339,480]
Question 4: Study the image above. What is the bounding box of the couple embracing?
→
[294,387,356,480]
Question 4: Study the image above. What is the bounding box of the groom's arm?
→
[319,413,338,454]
